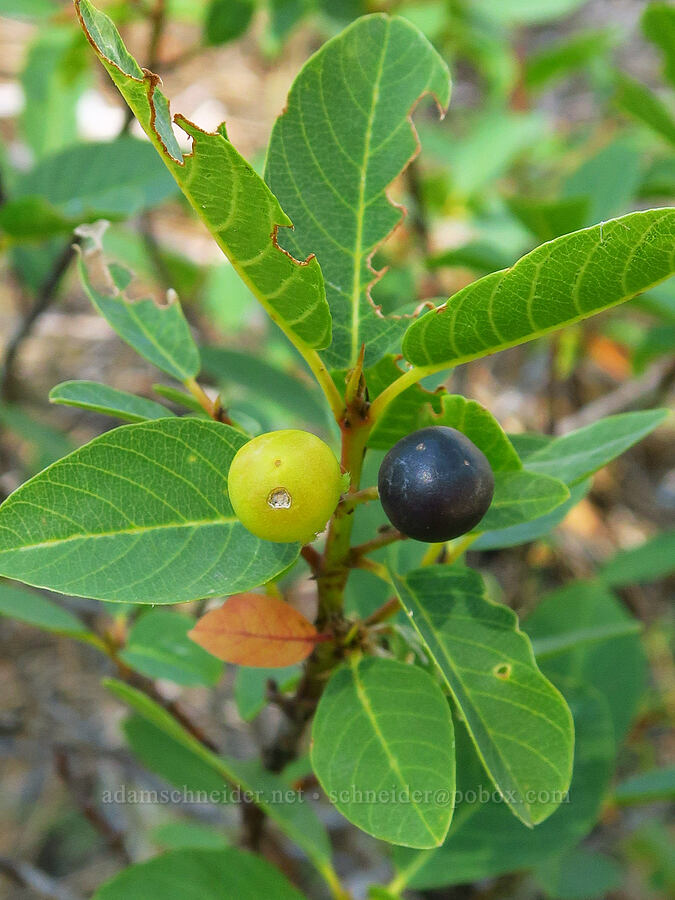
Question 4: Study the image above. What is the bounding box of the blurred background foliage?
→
[0,1,673,898]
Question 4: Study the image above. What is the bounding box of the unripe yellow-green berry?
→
[228,430,344,543]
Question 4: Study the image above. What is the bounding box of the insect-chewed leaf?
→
[403,209,675,369]
[189,593,320,667]
[74,0,330,352]
[76,225,200,382]
[265,14,451,370]
[390,566,574,828]
[0,418,298,604]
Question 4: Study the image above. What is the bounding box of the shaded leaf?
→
[563,140,642,224]
[0,195,84,243]
[524,581,647,740]
[533,846,622,899]
[93,848,305,900]
[0,581,91,638]
[392,682,614,888]
[189,593,320,667]
[75,0,331,351]
[643,2,675,87]
[121,610,223,685]
[524,409,669,485]
[265,14,450,369]
[234,664,301,721]
[615,74,675,146]
[613,766,675,805]
[390,566,574,827]
[524,30,614,89]
[204,0,255,45]
[77,231,200,382]
[0,419,298,604]
[311,656,455,848]
[366,356,443,450]
[598,529,675,586]
[50,381,171,423]
[16,137,178,219]
[402,210,675,369]
[151,821,229,851]
[506,195,589,243]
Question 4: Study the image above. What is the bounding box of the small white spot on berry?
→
[416,442,425,451]
[267,487,292,509]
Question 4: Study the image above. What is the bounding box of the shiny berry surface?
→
[378,426,494,542]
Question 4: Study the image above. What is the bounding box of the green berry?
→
[228,430,343,543]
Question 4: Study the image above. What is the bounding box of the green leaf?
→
[524,409,669,485]
[107,679,336,884]
[120,610,223,685]
[506,196,590,243]
[524,30,614,89]
[531,618,641,661]
[563,140,642,224]
[390,566,574,827]
[234,664,301,721]
[75,0,331,352]
[204,0,254,45]
[524,581,647,741]
[473,478,590,550]
[366,357,443,450]
[613,766,675,806]
[533,846,622,899]
[200,346,330,429]
[0,403,75,473]
[643,2,675,87]
[402,210,675,369]
[615,74,675,146]
[16,138,178,219]
[0,0,59,19]
[265,14,450,369]
[151,821,229,851]
[123,714,231,798]
[471,0,589,25]
[478,470,569,532]
[0,580,92,638]
[50,381,171,423]
[0,196,84,243]
[76,232,200,382]
[20,26,89,160]
[392,682,615,889]
[311,656,455,848]
[0,418,298,604]
[598,529,675,586]
[428,394,522,473]
[93,848,306,900]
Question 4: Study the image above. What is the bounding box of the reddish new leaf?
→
[188,593,321,667]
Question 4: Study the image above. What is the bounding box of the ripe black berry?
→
[377,426,494,542]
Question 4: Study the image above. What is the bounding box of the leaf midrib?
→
[351,20,390,365]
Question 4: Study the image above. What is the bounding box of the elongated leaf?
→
[120,610,223,685]
[75,0,330,351]
[265,14,450,369]
[392,682,614,889]
[533,846,622,899]
[473,478,590,550]
[615,74,675,146]
[402,209,675,369]
[311,656,455,848]
[188,593,320,667]
[0,581,92,638]
[531,619,641,660]
[16,137,178,218]
[0,196,85,243]
[506,195,589,242]
[613,766,675,805]
[0,418,298,604]
[643,2,675,87]
[598,529,675,586]
[524,409,669,485]
[477,470,569,532]
[107,679,335,883]
[50,381,170,423]
[151,822,229,851]
[524,581,647,740]
[77,232,200,382]
[390,566,574,827]
[365,357,443,450]
[93,848,305,900]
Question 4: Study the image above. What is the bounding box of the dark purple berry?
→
[377,426,494,542]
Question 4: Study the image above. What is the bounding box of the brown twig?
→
[349,527,406,562]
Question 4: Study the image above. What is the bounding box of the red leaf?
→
[188,592,321,667]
